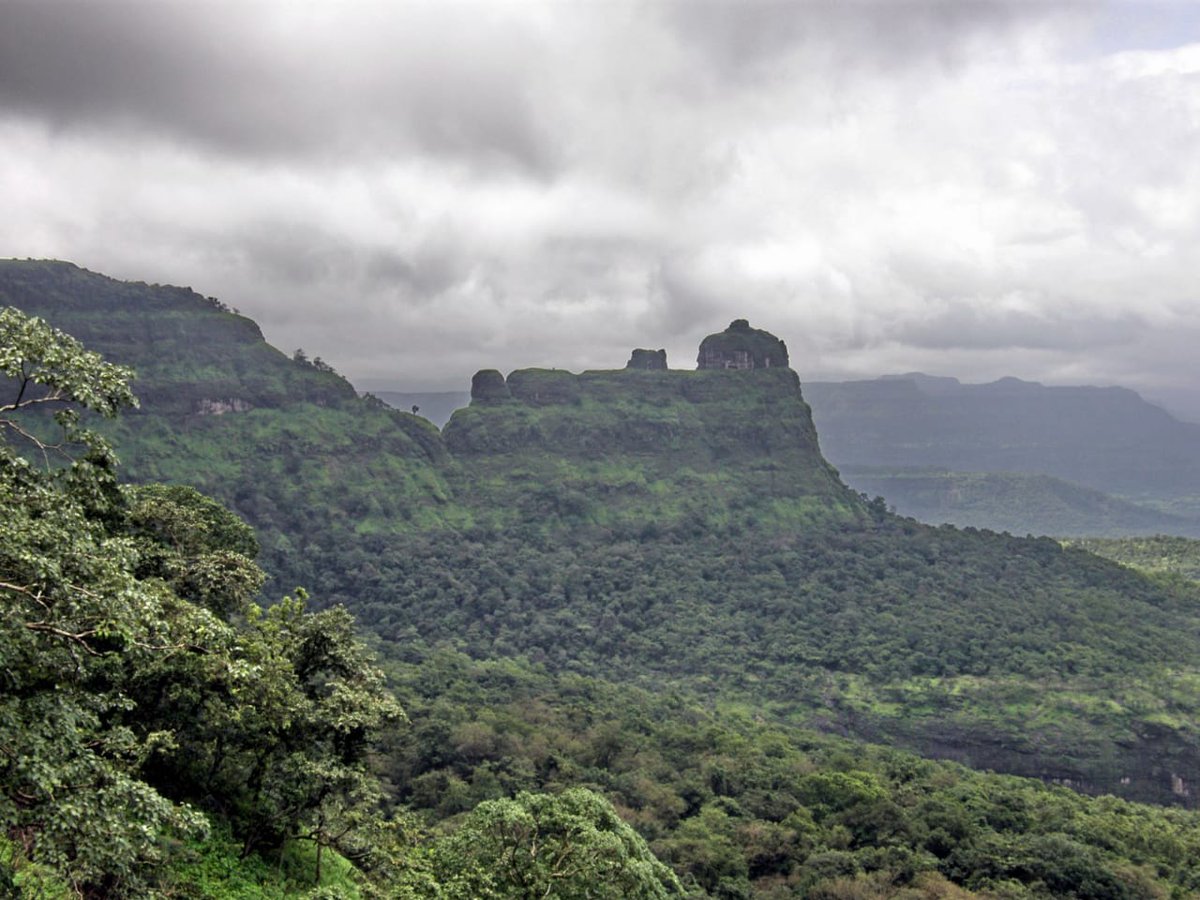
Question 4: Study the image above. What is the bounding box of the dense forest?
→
[7,262,1200,896]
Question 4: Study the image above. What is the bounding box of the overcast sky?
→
[3,1,1200,404]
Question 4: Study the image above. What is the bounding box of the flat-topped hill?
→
[444,364,855,529]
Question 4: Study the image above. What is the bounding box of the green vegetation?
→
[383,648,1200,899]
[0,260,458,596]
[328,517,1200,807]
[0,307,398,893]
[443,364,853,531]
[1069,535,1200,583]
[13,265,1200,896]
[9,261,1200,808]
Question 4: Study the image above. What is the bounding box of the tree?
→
[0,307,402,893]
[1,307,207,893]
[427,787,685,899]
[172,592,402,861]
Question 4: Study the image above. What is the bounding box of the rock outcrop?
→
[697,319,789,370]
[507,369,581,406]
[195,398,252,416]
[626,348,668,370]
[470,369,511,401]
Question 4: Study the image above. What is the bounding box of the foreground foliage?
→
[0,308,400,894]
[0,306,684,897]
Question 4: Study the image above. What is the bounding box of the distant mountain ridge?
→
[844,466,1200,537]
[805,373,1200,533]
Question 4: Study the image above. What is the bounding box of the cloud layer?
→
[2,1,1199,402]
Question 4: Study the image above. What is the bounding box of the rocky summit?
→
[697,318,790,370]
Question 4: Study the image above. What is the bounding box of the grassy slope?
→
[8,260,1200,810]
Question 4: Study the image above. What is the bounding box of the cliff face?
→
[444,322,841,529]
[445,365,858,529]
[0,259,358,415]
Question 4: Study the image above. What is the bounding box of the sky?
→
[2,0,1200,408]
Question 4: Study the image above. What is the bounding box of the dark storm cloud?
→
[0,1,557,173]
[659,0,1081,79]
[232,224,470,302]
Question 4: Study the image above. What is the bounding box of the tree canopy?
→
[0,308,400,894]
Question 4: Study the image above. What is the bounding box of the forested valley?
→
[7,261,1200,898]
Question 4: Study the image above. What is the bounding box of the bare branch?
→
[23,622,102,655]
[0,386,65,414]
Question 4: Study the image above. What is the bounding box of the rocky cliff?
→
[445,350,857,530]
[697,318,790,370]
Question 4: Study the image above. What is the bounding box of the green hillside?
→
[0,259,461,592]
[14,272,1200,897]
[1070,535,1200,583]
[7,261,1200,814]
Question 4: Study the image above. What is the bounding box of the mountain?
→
[844,467,1200,537]
[7,261,1200,812]
[804,374,1200,532]
[0,259,459,591]
[440,362,854,531]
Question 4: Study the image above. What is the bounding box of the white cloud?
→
[1,1,1199,397]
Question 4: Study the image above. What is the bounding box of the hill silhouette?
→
[805,374,1200,534]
